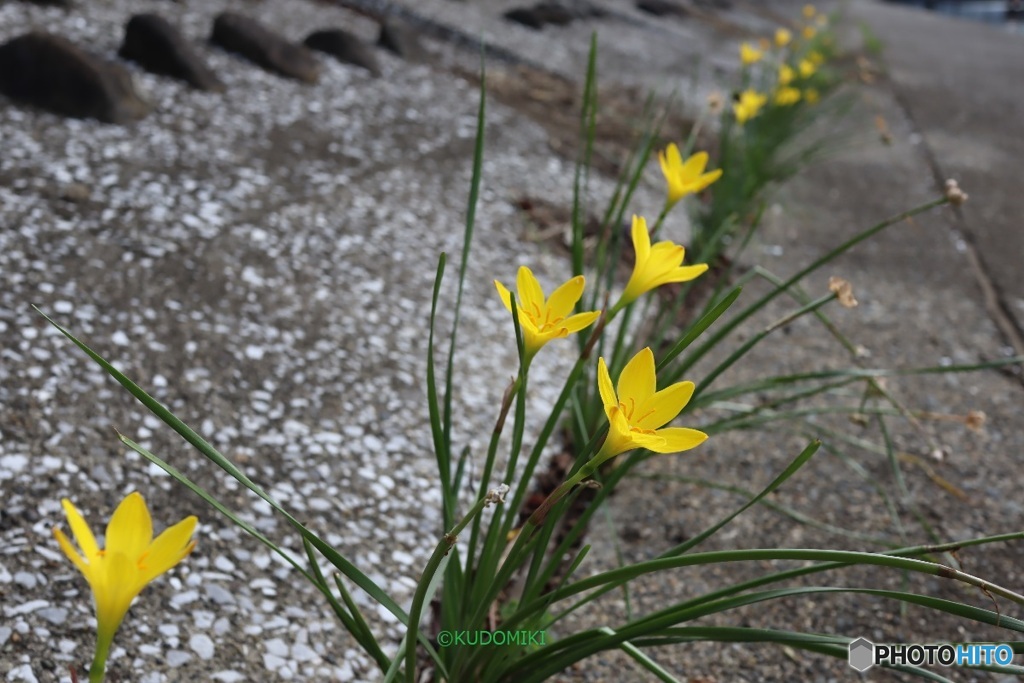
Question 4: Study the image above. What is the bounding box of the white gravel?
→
[0,0,675,680]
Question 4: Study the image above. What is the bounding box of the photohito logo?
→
[848,638,1015,671]
[848,638,874,672]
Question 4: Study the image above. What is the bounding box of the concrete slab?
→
[849,0,1024,349]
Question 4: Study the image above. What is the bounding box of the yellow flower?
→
[54,493,197,676]
[526,347,707,526]
[805,88,820,104]
[495,267,600,362]
[739,42,763,65]
[803,25,817,39]
[799,59,815,78]
[808,50,825,66]
[733,89,767,124]
[658,143,723,208]
[803,4,817,18]
[775,28,792,47]
[615,215,707,311]
[779,64,795,86]
[773,86,802,106]
[596,347,707,459]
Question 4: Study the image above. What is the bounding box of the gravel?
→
[0,0,662,680]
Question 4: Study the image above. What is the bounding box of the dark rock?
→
[377,17,425,61]
[504,8,546,29]
[505,3,586,29]
[636,0,689,16]
[578,1,610,18]
[120,14,224,91]
[210,12,319,83]
[303,29,381,77]
[22,0,72,7]
[0,32,149,124]
[533,3,574,25]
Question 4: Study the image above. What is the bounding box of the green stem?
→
[464,375,520,586]
[405,492,504,683]
[525,441,614,527]
[525,476,581,528]
[89,630,113,683]
[648,203,671,239]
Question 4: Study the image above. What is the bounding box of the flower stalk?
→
[405,485,509,683]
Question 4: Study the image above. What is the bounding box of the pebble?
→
[264,637,289,658]
[170,590,199,608]
[5,665,38,683]
[166,650,192,667]
[211,673,246,683]
[36,607,67,625]
[0,455,28,475]
[6,600,49,616]
[193,610,216,629]
[157,624,179,638]
[204,583,236,606]
[391,549,415,566]
[189,633,215,660]
[13,571,37,589]
[263,653,289,671]
[291,642,317,662]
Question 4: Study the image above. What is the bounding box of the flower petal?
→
[140,516,198,585]
[516,266,545,314]
[617,347,656,406]
[658,148,673,184]
[664,142,683,173]
[93,550,138,642]
[630,431,668,450]
[105,492,152,561]
[692,168,723,193]
[61,498,99,560]
[659,264,709,286]
[53,527,90,577]
[545,275,586,320]
[597,357,617,411]
[648,242,686,272]
[630,215,651,265]
[561,310,600,334]
[635,380,695,430]
[494,280,515,314]
[680,151,709,182]
[647,427,708,454]
[601,406,637,458]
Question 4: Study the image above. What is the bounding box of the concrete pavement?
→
[850,0,1024,355]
